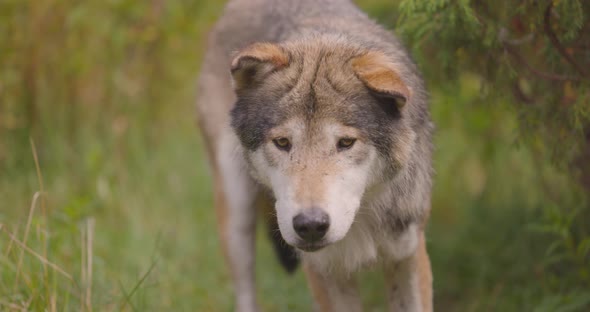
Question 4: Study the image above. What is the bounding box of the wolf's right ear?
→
[230,43,289,92]
[352,51,411,109]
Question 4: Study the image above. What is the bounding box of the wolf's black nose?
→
[293,208,330,242]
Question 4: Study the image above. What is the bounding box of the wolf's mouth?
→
[296,242,327,252]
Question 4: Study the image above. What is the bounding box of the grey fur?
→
[197,0,434,310]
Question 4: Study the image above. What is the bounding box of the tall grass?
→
[1,0,588,311]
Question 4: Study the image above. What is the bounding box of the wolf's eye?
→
[273,137,291,151]
[337,138,356,150]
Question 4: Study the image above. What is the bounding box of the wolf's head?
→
[230,37,418,252]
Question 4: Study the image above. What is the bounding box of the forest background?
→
[1,0,589,311]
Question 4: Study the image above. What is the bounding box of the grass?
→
[0,122,313,311]
[1,0,588,311]
[1,75,584,311]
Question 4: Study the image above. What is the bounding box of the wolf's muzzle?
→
[292,208,330,243]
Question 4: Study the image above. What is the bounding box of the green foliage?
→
[0,0,220,158]
[391,0,590,309]
[396,0,590,162]
[0,0,588,311]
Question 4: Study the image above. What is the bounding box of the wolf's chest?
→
[300,211,419,275]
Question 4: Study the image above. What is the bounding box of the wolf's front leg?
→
[303,261,362,312]
[215,135,259,312]
[384,231,432,312]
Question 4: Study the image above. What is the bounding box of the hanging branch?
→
[501,41,581,82]
[543,2,588,78]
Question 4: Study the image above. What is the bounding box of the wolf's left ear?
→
[352,51,411,108]
[231,43,289,92]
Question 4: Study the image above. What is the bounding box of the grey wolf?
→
[196,0,434,311]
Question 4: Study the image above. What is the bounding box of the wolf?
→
[196,0,434,311]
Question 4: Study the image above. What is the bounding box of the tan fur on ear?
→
[231,43,289,91]
[352,51,411,107]
[231,43,289,71]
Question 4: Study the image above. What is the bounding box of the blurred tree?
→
[397,0,589,187]
[393,0,590,306]
[0,0,220,166]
